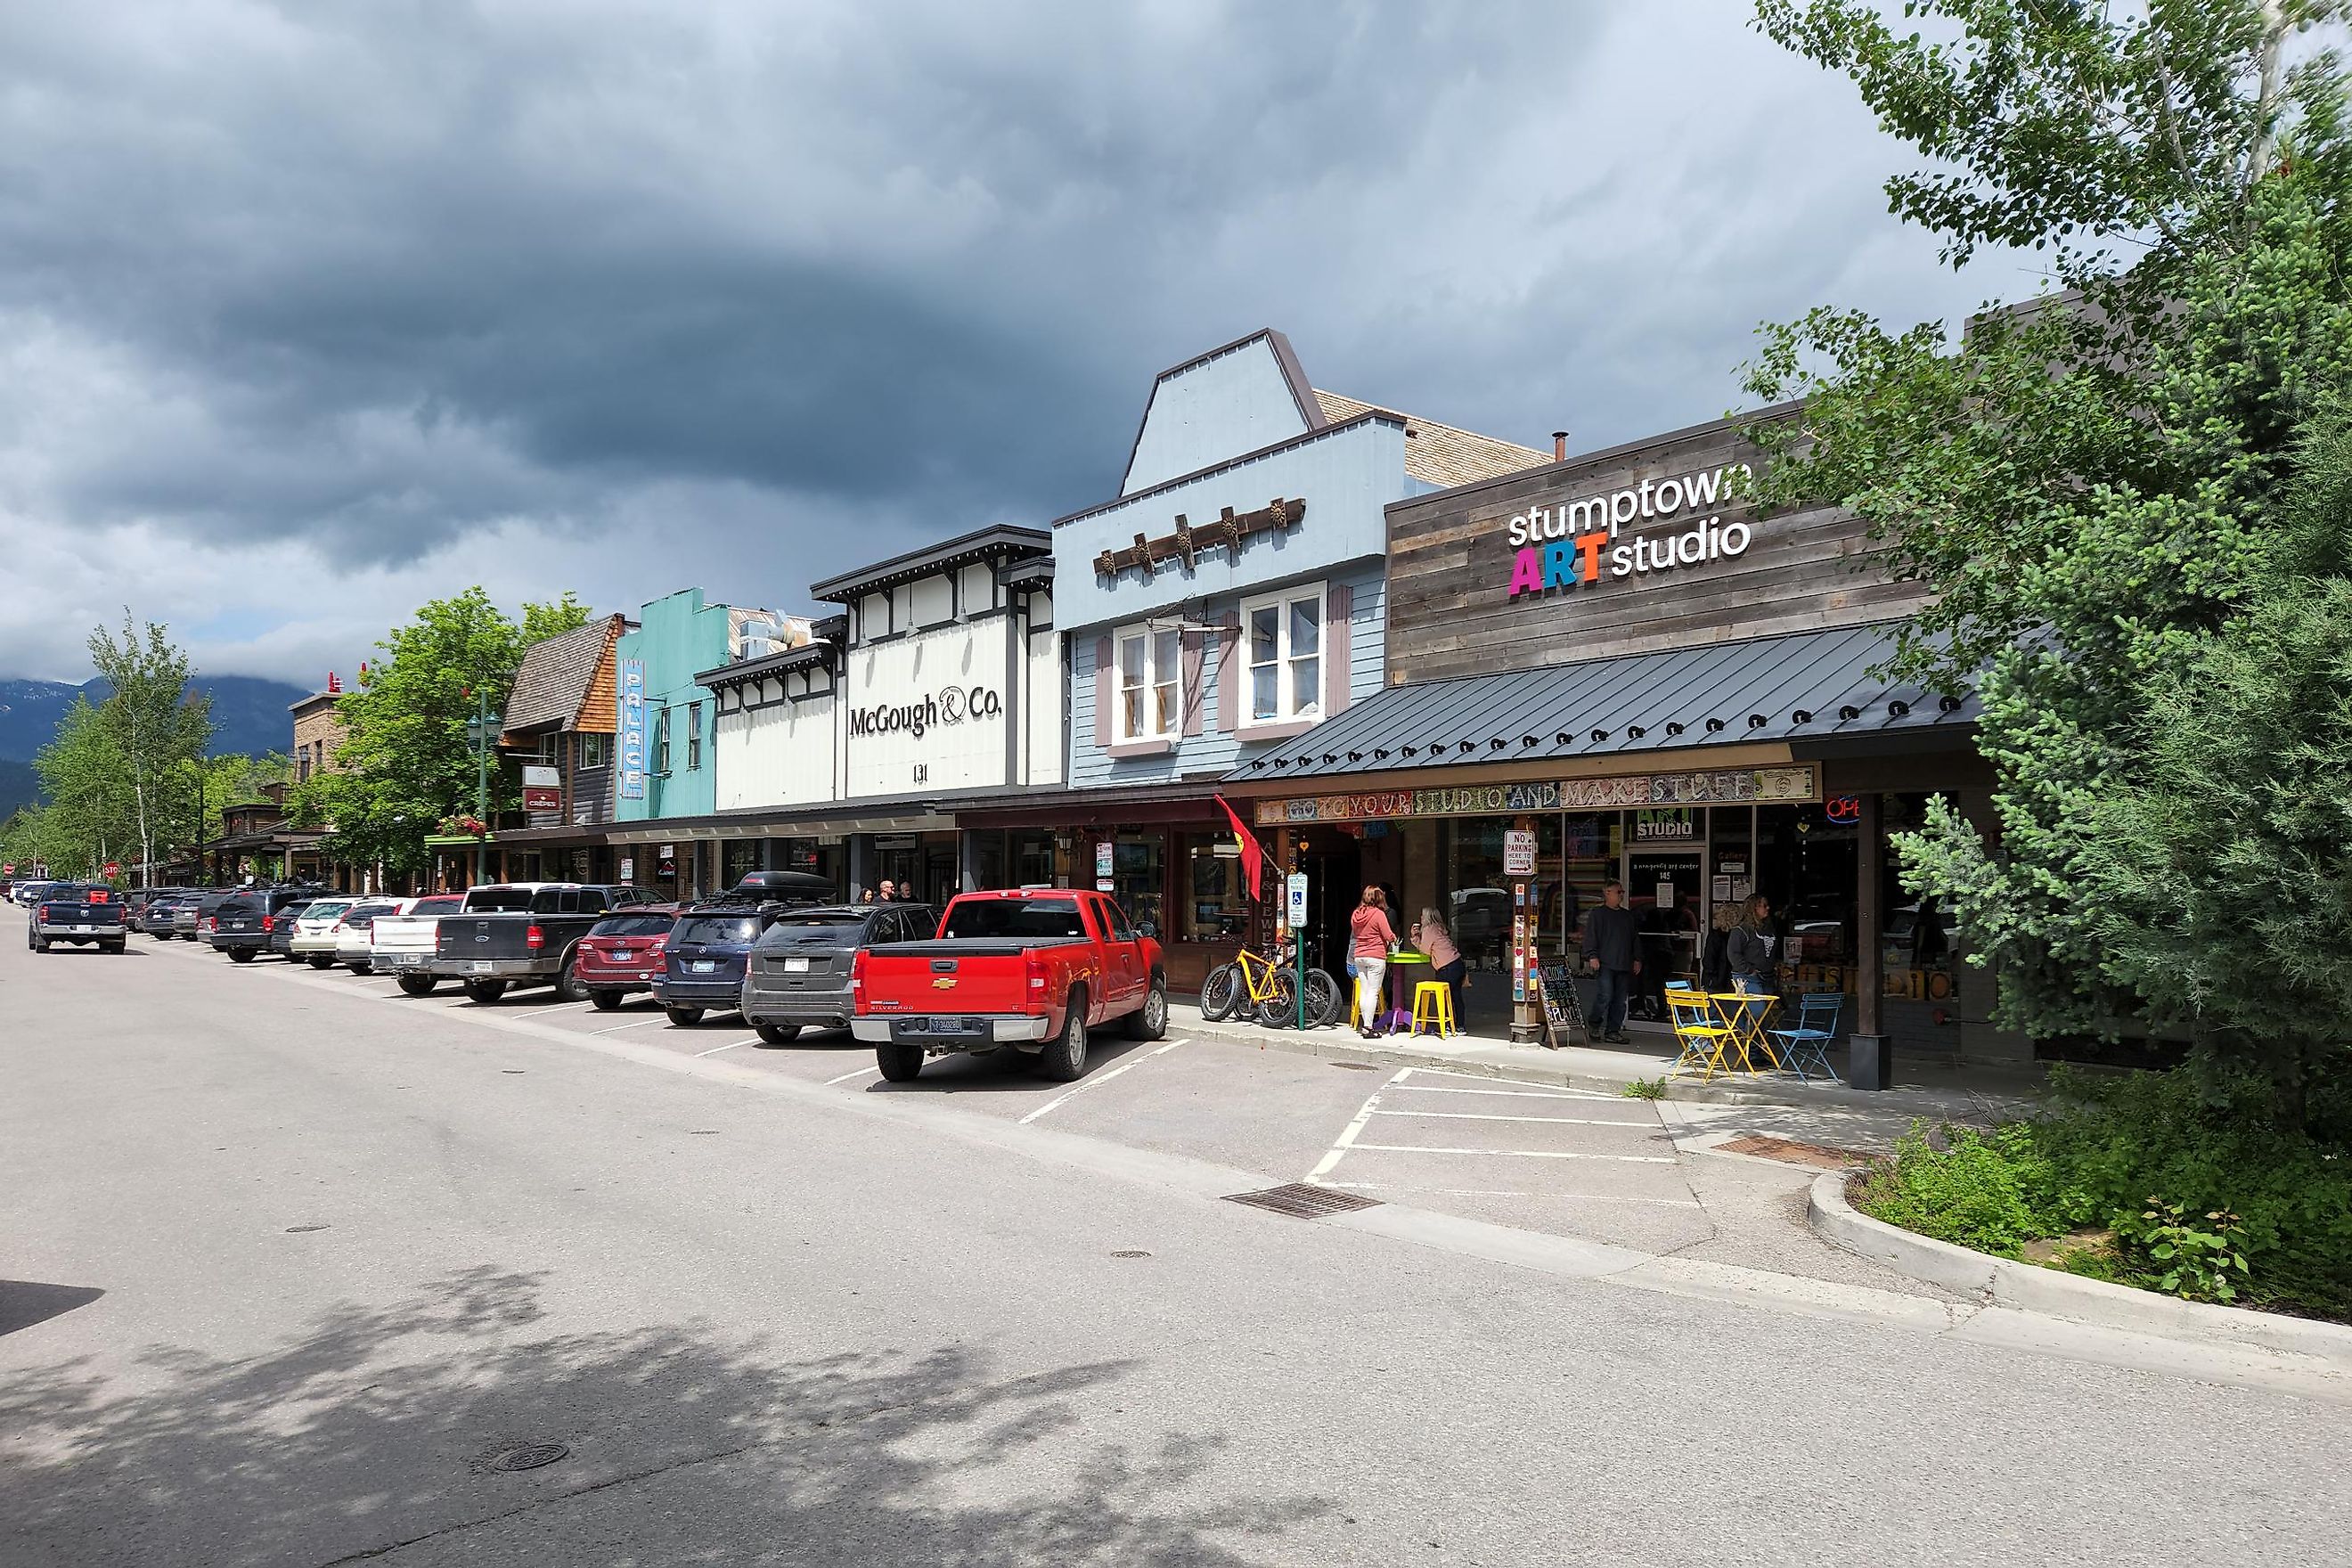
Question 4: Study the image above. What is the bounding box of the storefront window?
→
[1756,802,1858,984]
[1111,833,1164,935]
[968,830,1008,892]
[1012,831,1055,888]
[723,840,761,887]
[1181,835,1249,943]
[1437,815,1561,972]
[1884,793,1958,1005]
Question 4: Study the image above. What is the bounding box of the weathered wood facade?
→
[1384,407,1932,684]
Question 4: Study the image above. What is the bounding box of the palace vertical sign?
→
[617,659,649,800]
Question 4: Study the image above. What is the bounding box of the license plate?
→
[66,925,92,933]
[691,960,716,975]
[785,957,810,973]
[395,954,423,968]
[471,960,493,974]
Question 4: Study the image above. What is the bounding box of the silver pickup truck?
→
[372,893,466,994]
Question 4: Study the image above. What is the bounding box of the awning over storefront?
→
[1225,621,1977,787]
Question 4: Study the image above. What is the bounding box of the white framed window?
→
[1114,622,1182,741]
[1242,582,1325,723]
[654,706,672,775]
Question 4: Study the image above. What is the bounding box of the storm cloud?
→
[0,1,2015,682]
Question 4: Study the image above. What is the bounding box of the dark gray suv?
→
[740,903,935,1045]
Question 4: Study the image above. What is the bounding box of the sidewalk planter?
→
[1808,1169,2352,1370]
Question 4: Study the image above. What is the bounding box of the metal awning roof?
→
[1225,621,1977,786]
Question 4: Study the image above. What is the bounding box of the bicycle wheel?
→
[1198,962,1244,1023]
[1303,968,1343,1028]
[1256,968,1302,1029]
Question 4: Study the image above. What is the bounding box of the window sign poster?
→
[619,855,634,881]
[1711,875,1733,902]
[1656,880,1676,912]
[1095,841,1115,878]
[1504,829,1536,877]
[617,659,649,800]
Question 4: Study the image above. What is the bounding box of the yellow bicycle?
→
[1199,943,1342,1029]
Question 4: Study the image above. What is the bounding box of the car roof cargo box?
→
[729,870,838,903]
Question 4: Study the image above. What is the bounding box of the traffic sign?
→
[1504,829,1536,877]
[1285,871,1310,929]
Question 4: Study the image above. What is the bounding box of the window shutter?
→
[1215,611,1240,733]
[1181,629,1206,737]
[1094,637,1113,747]
[1324,584,1353,718]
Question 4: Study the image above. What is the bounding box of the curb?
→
[1806,1168,2352,1369]
[1173,1014,2021,1111]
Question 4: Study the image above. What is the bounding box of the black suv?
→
[212,886,326,963]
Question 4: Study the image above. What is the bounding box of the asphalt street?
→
[6,913,2348,1566]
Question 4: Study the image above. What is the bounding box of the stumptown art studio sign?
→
[1094,498,1306,581]
[1254,765,1819,825]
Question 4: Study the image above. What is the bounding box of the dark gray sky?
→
[0,1,2019,683]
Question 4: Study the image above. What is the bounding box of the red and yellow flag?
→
[1214,795,1265,902]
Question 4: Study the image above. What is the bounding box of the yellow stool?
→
[1410,981,1457,1039]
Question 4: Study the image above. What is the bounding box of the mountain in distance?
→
[0,674,315,814]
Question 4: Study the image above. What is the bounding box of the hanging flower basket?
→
[436,813,487,837]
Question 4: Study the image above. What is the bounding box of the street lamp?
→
[462,686,493,886]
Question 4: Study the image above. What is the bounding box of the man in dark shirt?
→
[1580,880,1640,1043]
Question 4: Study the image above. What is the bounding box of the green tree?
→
[33,697,134,878]
[86,612,216,883]
[1743,0,2352,1115]
[2077,405,2352,1113]
[325,589,589,877]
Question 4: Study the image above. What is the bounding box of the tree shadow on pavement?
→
[1,1265,1324,1566]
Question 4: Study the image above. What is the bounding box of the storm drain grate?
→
[1221,1183,1384,1219]
[1716,1134,1866,1169]
[486,1442,570,1473]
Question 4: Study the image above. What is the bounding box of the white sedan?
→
[334,898,417,972]
[287,899,357,968]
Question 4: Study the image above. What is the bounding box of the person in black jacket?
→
[1580,880,1640,1043]
[1727,894,1777,996]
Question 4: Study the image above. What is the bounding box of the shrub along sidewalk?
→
[1850,1068,2352,1324]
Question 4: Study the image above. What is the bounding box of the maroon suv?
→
[568,906,680,1010]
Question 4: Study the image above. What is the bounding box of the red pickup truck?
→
[849,888,1166,1082]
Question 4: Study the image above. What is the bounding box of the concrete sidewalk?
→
[1169,999,2038,1151]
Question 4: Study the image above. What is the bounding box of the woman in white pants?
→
[1350,885,1397,1037]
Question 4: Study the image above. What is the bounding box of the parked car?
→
[179,887,241,943]
[211,886,323,962]
[286,897,357,968]
[130,889,194,935]
[14,880,57,909]
[649,905,766,1026]
[333,898,415,972]
[568,906,682,1010]
[741,902,935,1044]
[269,899,314,960]
[28,883,126,953]
[849,888,1165,1082]
[430,883,661,1003]
[374,894,467,992]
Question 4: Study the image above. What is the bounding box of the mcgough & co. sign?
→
[1254,766,1817,825]
[847,683,1004,741]
[1504,463,1752,599]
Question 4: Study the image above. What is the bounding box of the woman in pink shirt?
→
[1411,905,1465,1027]
[1351,885,1398,1037]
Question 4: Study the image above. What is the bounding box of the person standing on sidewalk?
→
[1351,885,1397,1039]
[1727,894,1777,996]
[1410,905,1465,1026]
[1580,880,1639,1043]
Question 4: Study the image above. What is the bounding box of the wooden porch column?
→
[1850,790,1891,1089]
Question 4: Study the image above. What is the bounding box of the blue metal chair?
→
[1768,992,1845,1083]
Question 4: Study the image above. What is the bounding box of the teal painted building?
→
[613,589,739,826]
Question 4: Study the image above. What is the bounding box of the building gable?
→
[1121,330,1323,495]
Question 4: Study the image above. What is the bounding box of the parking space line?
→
[1384,1082,1620,1103]
[592,1017,666,1034]
[1368,1108,1657,1128]
[1306,1065,1412,1181]
[1347,1142,1676,1164]
[694,1037,755,1057]
[1318,1180,1703,1207]
[1017,1039,1186,1125]
[825,1063,882,1085]
[1387,1068,1626,1101]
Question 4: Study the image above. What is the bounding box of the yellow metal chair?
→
[1665,985,1740,1082]
[1410,981,1457,1039]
